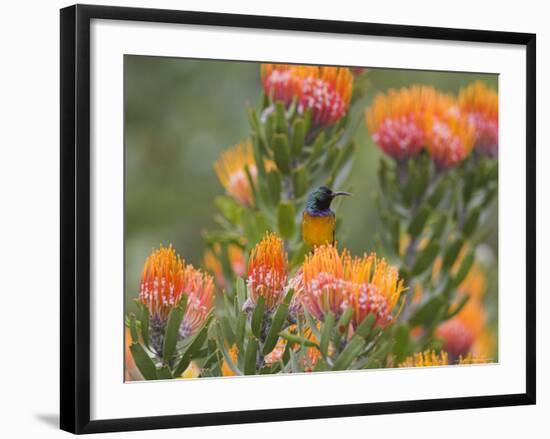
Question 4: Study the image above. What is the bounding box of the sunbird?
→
[302,186,351,247]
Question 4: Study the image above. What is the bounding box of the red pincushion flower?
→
[458,81,499,156]
[139,245,214,337]
[261,64,354,127]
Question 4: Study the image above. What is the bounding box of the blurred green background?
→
[124,55,498,310]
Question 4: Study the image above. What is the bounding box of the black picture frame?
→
[60,4,536,434]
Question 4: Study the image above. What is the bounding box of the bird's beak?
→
[331,191,352,198]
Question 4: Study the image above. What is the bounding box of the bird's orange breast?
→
[302,211,336,247]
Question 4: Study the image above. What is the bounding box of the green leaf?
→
[283,288,295,305]
[362,339,394,369]
[378,158,388,193]
[173,319,211,376]
[128,313,139,343]
[403,159,419,205]
[332,336,366,371]
[312,358,328,372]
[236,277,246,310]
[280,332,319,348]
[410,295,445,326]
[330,141,355,179]
[275,102,287,133]
[291,118,306,156]
[292,166,309,198]
[392,324,410,363]
[337,307,354,336]
[140,304,149,348]
[130,343,157,380]
[303,108,313,134]
[354,314,376,340]
[265,112,276,147]
[453,251,475,286]
[156,365,173,380]
[235,311,247,349]
[446,294,470,320]
[320,312,335,358]
[219,315,236,346]
[214,325,241,376]
[263,303,290,355]
[463,207,481,237]
[442,237,464,270]
[390,219,401,256]
[306,132,326,166]
[266,170,282,205]
[241,211,261,244]
[244,165,259,205]
[408,204,432,237]
[247,105,262,133]
[162,300,186,364]
[244,336,259,375]
[428,177,449,208]
[272,134,291,175]
[277,202,296,239]
[431,214,447,240]
[411,241,440,277]
[251,296,265,338]
[251,133,266,177]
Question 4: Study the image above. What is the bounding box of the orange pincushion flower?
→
[458,81,498,156]
[261,64,354,127]
[214,141,257,207]
[139,245,215,337]
[366,86,441,161]
[423,94,475,169]
[246,233,288,312]
[298,245,405,328]
[399,350,449,368]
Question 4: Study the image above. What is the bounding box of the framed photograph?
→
[60,4,536,434]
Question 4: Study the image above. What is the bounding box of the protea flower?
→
[139,245,215,352]
[298,245,405,328]
[399,350,449,367]
[458,81,498,156]
[436,296,487,359]
[366,85,440,161]
[245,232,288,312]
[214,141,258,207]
[261,64,354,127]
[423,96,475,169]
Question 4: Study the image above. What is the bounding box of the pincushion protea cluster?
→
[261,64,354,127]
[366,82,497,167]
[296,245,405,328]
[126,62,498,380]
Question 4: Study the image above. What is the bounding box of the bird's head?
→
[305,186,351,214]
